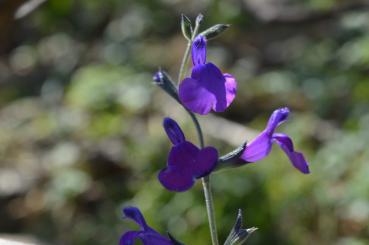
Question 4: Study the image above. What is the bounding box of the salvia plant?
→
[120,14,310,245]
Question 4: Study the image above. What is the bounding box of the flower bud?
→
[153,70,180,103]
[200,24,230,40]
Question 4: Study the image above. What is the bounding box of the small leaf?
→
[199,24,230,40]
[152,70,180,103]
[181,14,193,40]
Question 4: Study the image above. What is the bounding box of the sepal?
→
[199,24,230,40]
[167,232,185,245]
[224,209,257,245]
[195,13,204,26]
[153,70,180,103]
[215,142,247,171]
[181,14,193,40]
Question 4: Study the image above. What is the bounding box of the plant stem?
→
[177,41,191,84]
[187,110,204,148]
[185,111,219,245]
[202,175,219,245]
[179,14,218,245]
[177,15,202,84]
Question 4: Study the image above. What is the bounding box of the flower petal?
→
[180,62,236,114]
[121,207,178,245]
[123,207,150,231]
[167,142,200,169]
[158,167,195,192]
[265,107,289,135]
[120,231,174,245]
[120,231,141,245]
[272,133,310,174]
[223,73,237,108]
[163,117,185,145]
[139,233,174,245]
[159,142,199,192]
[240,132,272,162]
[193,146,218,178]
[191,63,228,113]
[179,77,215,115]
[192,35,207,66]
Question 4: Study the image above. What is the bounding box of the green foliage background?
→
[1,0,369,244]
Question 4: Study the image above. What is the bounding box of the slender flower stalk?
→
[202,175,219,245]
[177,15,220,244]
[184,109,219,245]
[186,109,204,148]
[178,14,203,84]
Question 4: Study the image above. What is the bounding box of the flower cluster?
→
[120,14,311,245]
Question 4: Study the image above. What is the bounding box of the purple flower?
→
[179,35,237,115]
[158,117,218,192]
[120,207,177,245]
[240,108,310,174]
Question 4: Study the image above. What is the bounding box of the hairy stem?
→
[179,14,218,245]
[202,175,219,245]
[177,15,202,84]
[177,41,191,84]
[184,111,219,245]
[187,110,204,148]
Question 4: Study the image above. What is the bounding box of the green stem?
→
[177,15,202,84]
[184,111,219,245]
[187,110,204,148]
[179,14,218,245]
[177,41,191,84]
[202,175,219,245]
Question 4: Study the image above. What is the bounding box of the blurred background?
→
[1,0,369,244]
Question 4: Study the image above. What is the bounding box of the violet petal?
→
[167,142,200,170]
[120,231,141,245]
[158,168,195,192]
[123,207,150,231]
[163,117,186,145]
[265,107,289,134]
[179,76,215,115]
[192,35,207,66]
[240,131,272,162]
[158,142,218,192]
[224,73,237,108]
[139,233,175,245]
[272,133,310,174]
[179,63,235,115]
[191,63,227,113]
[192,146,218,178]
[121,207,174,245]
